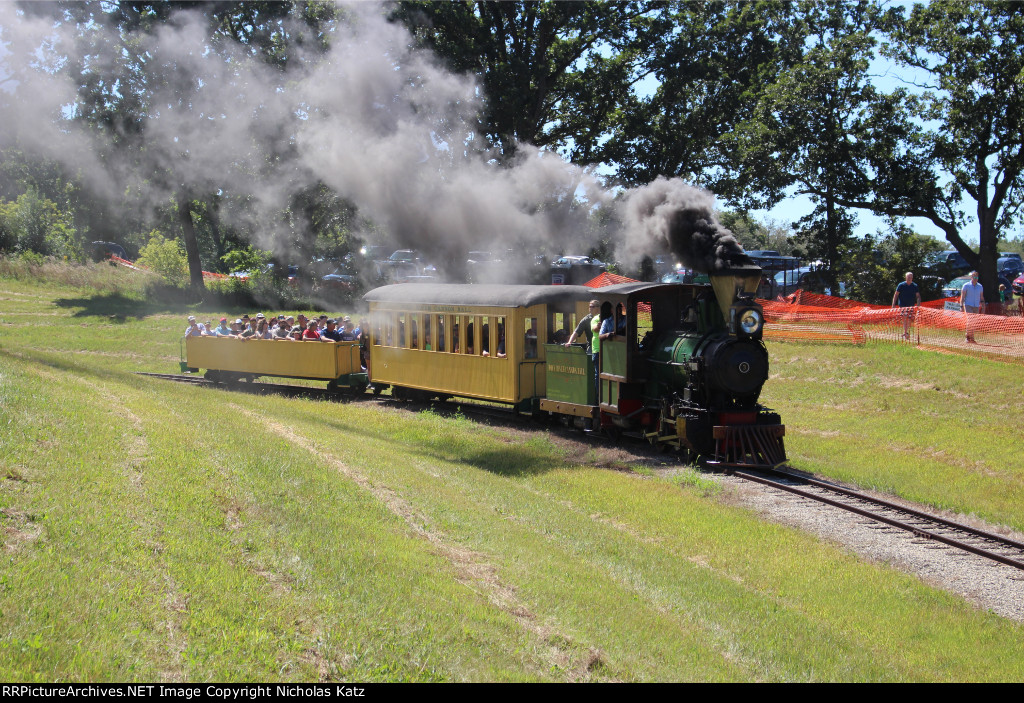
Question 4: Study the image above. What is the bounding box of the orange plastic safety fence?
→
[108,255,228,281]
[762,291,1024,364]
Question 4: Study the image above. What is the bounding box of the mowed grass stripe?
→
[0,354,182,680]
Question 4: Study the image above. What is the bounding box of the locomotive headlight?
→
[741,309,765,339]
[739,309,762,335]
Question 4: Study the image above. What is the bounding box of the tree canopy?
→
[1,1,1023,301]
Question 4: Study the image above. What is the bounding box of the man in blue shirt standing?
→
[891,272,921,340]
[959,270,985,343]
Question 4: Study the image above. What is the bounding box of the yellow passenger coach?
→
[364,284,594,409]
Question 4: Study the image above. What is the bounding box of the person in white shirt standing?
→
[959,271,985,343]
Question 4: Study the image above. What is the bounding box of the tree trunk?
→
[178,195,205,290]
[977,216,999,309]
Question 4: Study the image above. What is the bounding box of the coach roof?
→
[363,283,596,308]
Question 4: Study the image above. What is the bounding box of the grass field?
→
[1,265,1022,681]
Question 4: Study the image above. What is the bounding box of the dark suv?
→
[924,251,972,278]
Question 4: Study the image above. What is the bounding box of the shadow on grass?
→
[53,284,271,321]
[286,403,566,478]
[54,291,181,321]
[1,345,155,386]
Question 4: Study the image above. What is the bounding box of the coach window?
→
[395,313,406,348]
[550,312,570,345]
[635,301,653,349]
[480,316,490,356]
[438,314,449,353]
[383,313,394,347]
[524,317,538,359]
[495,316,507,358]
[423,315,433,351]
[433,315,443,351]
[465,316,479,355]
[455,315,468,354]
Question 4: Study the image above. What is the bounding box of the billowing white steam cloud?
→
[0,2,742,276]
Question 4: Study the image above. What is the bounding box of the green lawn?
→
[1,266,1022,681]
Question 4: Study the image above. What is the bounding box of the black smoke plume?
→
[620,177,752,273]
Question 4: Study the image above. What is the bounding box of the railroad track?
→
[730,467,1024,572]
[136,372,339,400]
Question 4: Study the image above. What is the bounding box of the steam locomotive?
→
[184,265,785,468]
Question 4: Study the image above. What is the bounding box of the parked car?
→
[997,256,1023,279]
[660,269,709,284]
[466,251,501,283]
[1011,273,1024,297]
[942,274,1014,299]
[379,249,435,281]
[773,267,845,296]
[360,245,392,262]
[550,255,606,285]
[924,250,972,278]
[321,268,358,292]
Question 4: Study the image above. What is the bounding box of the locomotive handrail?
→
[645,358,686,368]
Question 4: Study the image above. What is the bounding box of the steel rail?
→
[731,468,1024,571]
[775,469,1024,553]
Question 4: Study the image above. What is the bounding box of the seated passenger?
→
[302,320,321,340]
[251,319,272,340]
[290,327,304,341]
[212,318,234,337]
[185,316,207,338]
[239,318,256,338]
[321,319,343,341]
[340,318,358,341]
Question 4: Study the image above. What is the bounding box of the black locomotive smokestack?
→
[621,177,752,273]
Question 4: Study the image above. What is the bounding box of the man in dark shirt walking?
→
[891,272,921,340]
